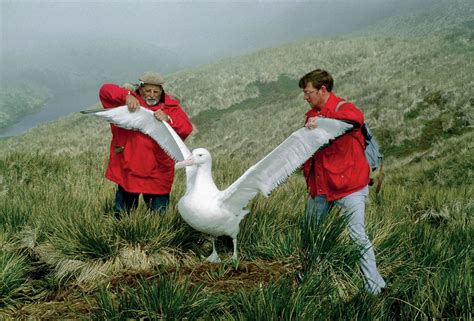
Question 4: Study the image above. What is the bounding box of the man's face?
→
[139,84,162,106]
[303,82,324,108]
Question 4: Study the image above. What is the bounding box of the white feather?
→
[86,106,191,162]
[219,118,352,214]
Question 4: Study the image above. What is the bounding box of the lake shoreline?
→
[0,89,99,138]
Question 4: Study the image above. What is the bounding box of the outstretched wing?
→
[81,106,191,161]
[219,118,353,214]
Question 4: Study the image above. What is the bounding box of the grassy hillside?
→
[166,27,473,163]
[0,5,472,320]
[0,88,50,130]
[356,0,474,37]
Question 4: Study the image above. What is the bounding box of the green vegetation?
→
[0,2,472,319]
[0,87,50,130]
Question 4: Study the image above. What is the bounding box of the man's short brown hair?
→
[299,69,334,92]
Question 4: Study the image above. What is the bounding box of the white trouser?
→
[305,185,386,294]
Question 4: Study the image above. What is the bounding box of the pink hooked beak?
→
[175,155,194,169]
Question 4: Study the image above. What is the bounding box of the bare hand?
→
[126,94,140,112]
[305,116,318,129]
[154,109,171,122]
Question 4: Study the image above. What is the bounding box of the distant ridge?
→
[354,0,473,37]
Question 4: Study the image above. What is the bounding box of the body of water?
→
[0,89,100,138]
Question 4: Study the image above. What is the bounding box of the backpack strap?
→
[375,158,384,195]
[335,100,347,111]
[335,100,365,148]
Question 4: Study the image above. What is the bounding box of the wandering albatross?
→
[82,106,353,262]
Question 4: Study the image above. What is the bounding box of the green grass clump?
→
[93,275,209,320]
[299,209,361,279]
[48,213,119,261]
[0,251,30,307]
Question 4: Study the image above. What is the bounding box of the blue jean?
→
[114,185,169,215]
[305,185,386,294]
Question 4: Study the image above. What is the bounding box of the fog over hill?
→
[0,0,467,133]
[2,0,442,80]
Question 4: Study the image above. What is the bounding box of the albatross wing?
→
[219,118,353,214]
[81,106,191,162]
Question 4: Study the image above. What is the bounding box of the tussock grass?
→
[0,251,30,307]
[93,275,210,320]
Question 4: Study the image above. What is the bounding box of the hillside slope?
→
[356,0,473,37]
[2,24,472,174]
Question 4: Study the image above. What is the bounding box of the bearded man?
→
[99,71,192,216]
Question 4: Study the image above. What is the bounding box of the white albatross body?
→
[82,105,353,262]
[175,147,249,262]
[177,168,243,239]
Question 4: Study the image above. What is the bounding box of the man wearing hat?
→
[99,71,193,216]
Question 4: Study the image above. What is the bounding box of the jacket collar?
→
[305,92,339,117]
[164,94,179,106]
[320,92,339,112]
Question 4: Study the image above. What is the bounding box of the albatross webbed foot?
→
[207,252,221,263]
[206,237,221,263]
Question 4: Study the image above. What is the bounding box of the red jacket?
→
[99,84,193,194]
[303,92,370,201]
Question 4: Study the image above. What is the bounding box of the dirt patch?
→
[4,294,92,320]
[170,258,299,293]
[105,257,300,293]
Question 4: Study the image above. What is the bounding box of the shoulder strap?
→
[335,100,347,111]
[375,158,384,195]
[336,99,364,147]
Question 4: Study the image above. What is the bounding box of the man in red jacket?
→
[300,69,386,295]
[99,71,193,216]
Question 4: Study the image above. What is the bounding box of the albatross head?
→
[175,148,212,169]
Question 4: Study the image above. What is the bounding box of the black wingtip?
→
[80,109,104,114]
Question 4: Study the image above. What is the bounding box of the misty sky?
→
[2,1,295,55]
[1,0,436,68]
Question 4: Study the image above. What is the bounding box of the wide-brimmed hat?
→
[138,71,164,86]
